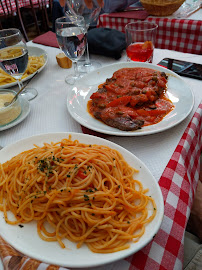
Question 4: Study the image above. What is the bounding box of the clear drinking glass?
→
[66,0,102,73]
[125,22,158,63]
[0,28,38,101]
[56,15,87,85]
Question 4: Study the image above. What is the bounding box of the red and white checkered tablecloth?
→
[98,14,202,55]
[125,102,202,270]
[0,102,201,270]
[0,0,44,14]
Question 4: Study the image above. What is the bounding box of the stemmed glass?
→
[0,29,38,101]
[66,0,102,73]
[55,15,87,85]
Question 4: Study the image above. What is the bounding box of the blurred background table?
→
[97,8,202,55]
[0,0,51,41]
[0,0,42,14]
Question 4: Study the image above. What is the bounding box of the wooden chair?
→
[0,0,29,42]
[22,0,51,35]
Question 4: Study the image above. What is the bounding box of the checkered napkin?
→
[0,103,201,270]
[97,15,202,55]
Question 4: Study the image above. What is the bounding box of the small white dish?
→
[67,62,194,136]
[0,95,30,131]
[0,46,48,89]
[0,89,21,126]
[0,132,164,268]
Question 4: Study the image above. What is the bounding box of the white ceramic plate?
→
[0,96,30,131]
[0,132,164,268]
[0,46,48,89]
[67,62,194,136]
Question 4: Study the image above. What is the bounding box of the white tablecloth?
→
[1,42,202,180]
[0,42,202,269]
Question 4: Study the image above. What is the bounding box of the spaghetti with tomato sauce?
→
[88,67,174,131]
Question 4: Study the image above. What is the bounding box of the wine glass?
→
[55,15,87,85]
[0,29,38,101]
[66,0,102,73]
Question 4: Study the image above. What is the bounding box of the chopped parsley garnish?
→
[37,158,53,175]
[84,194,89,201]
[86,189,94,193]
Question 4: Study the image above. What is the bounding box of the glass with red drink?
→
[125,22,158,63]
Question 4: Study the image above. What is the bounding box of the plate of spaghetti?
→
[0,46,48,89]
[0,132,164,268]
[67,62,194,136]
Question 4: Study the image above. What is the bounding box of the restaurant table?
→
[0,0,47,14]
[97,8,202,55]
[0,41,201,269]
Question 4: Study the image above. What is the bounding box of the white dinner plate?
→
[0,46,48,89]
[0,132,164,268]
[0,96,30,131]
[67,62,194,136]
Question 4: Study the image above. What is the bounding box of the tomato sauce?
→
[88,68,174,131]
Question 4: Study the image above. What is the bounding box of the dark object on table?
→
[87,28,126,60]
[158,58,202,80]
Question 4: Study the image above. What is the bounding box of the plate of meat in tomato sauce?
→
[67,62,194,136]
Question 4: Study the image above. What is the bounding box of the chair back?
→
[0,0,29,42]
[14,0,29,41]
[28,0,50,31]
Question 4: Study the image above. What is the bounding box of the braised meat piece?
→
[102,115,144,131]
[94,107,143,131]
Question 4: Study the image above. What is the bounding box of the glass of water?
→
[0,28,38,100]
[56,15,87,85]
[66,0,102,73]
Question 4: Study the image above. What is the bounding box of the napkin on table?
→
[107,10,149,20]
[32,31,59,48]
